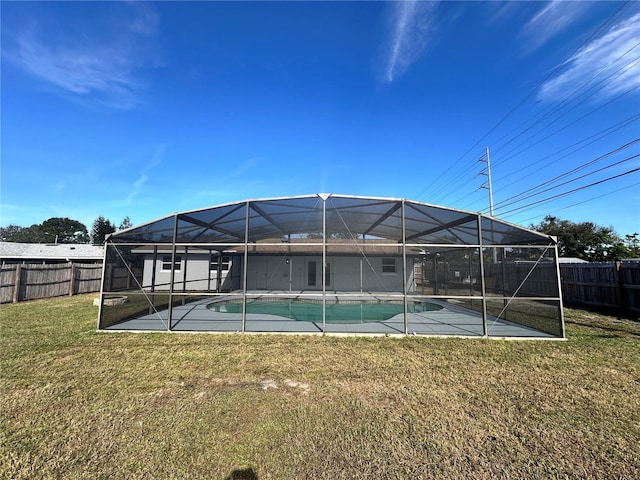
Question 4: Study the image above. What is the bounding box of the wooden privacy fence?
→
[484,262,559,297]
[0,263,103,304]
[560,261,640,316]
[2,260,639,315]
[103,264,143,291]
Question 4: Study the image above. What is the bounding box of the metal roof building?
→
[98,194,564,338]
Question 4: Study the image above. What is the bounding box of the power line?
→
[491,114,640,188]
[452,117,640,211]
[425,77,639,208]
[414,1,635,203]
[490,44,640,160]
[486,140,640,212]
[464,84,640,210]
[492,154,639,214]
[495,167,640,217]
[479,51,640,209]
[493,83,640,172]
[509,181,640,226]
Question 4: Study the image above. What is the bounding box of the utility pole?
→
[479,146,495,217]
[479,147,497,264]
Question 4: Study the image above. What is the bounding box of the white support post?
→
[477,214,488,337]
[401,200,408,335]
[322,196,327,334]
[97,242,109,329]
[242,200,250,333]
[554,241,566,338]
[167,214,179,332]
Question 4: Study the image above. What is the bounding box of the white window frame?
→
[161,255,181,272]
[382,257,396,274]
[210,255,230,271]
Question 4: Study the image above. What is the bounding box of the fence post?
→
[616,261,627,314]
[69,261,76,296]
[107,264,113,291]
[12,264,22,303]
[12,263,22,303]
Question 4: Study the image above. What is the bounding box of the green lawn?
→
[1,294,639,479]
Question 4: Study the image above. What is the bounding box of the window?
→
[210,255,230,271]
[382,257,396,274]
[161,255,181,272]
[308,261,317,286]
[325,262,331,287]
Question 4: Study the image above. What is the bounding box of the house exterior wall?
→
[142,253,241,291]
[141,254,414,293]
[245,255,413,292]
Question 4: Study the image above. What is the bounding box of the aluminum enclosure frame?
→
[98,193,564,338]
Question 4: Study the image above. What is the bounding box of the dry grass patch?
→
[1,295,639,479]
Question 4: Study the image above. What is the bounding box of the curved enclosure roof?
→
[109,193,554,246]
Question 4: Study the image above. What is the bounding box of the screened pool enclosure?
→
[98,194,565,338]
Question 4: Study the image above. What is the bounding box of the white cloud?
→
[126,145,165,204]
[522,0,591,52]
[13,33,141,109]
[127,3,160,36]
[381,1,438,84]
[5,4,159,110]
[487,1,523,25]
[191,157,264,204]
[538,13,640,102]
[221,157,262,182]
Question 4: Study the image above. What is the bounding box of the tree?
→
[0,224,41,242]
[1,218,89,243]
[624,233,640,258]
[531,215,627,261]
[91,216,116,245]
[118,216,133,231]
[40,217,89,243]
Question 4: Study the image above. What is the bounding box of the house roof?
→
[558,257,589,264]
[132,238,406,256]
[108,193,555,247]
[0,242,104,261]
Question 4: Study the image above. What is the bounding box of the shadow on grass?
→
[565,318,640,338]
[224,467,258,480]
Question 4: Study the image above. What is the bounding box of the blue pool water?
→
[207,300,443,323]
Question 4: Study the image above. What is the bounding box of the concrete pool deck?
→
[102,294,558,338]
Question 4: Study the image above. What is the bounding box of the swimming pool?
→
[207,300,443,323]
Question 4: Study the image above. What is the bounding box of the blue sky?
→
[2,1,639,237]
